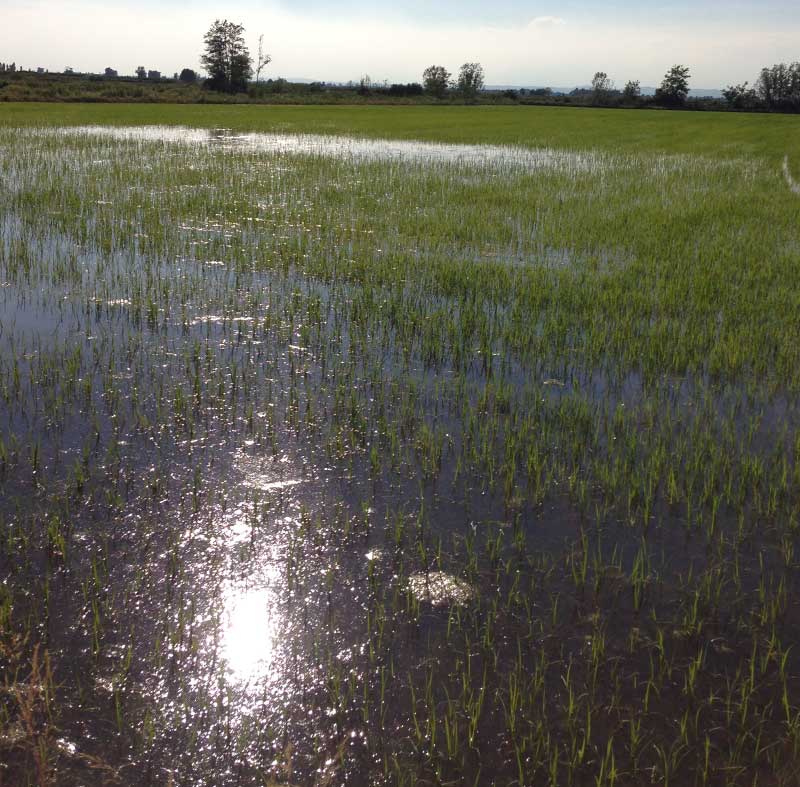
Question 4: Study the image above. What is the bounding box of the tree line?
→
[3,19,798,112]
[583,63,800,111]
[197,19,799,112]
[723,63,800,111]
[583,66,691,107]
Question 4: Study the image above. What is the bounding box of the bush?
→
[385,83,424,97]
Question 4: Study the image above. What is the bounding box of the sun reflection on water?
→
[220,582,277,683]
[215,452,309,687]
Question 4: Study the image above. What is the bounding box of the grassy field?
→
[1,106,800,785]
[4,101,800,162]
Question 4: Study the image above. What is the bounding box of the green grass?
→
[0,110,799,785]
[3,101,800,162]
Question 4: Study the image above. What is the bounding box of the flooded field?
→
[1,122,800,785]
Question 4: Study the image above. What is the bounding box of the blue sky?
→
[1,1,797,87]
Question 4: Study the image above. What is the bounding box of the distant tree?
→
[270,77,289,94]
[622,80,641,102]
[655,64,691,106]
[179,68,198,84]
[104,67,118,78]
[201,19,252,93]
[591,71,613,103]
[456,62,485,99]
[255,34,272,83]
[422,65,451,98]
[358,74,372,95]
[386,82,424,97]
[723,82,759,110]
[756,63,800,109]
[136,66,146,80]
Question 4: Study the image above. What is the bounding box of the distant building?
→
[104,67,118,78]
[37,67,45,74]
[147,70,161,81]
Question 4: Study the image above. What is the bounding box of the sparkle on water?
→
[47,124,609,174]
[215,453,310,684]
[29,124,762,181]
[220,582,277,682]
[407,571,475,607]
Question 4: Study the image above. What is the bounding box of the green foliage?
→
[591,71,613,103]
[656,64,691,106]
[456,62,484,99]
[201,19,252,93]
[422,64,451,98]
[757,62,800,109]
[622,79,641,102]
[723,81,760,110]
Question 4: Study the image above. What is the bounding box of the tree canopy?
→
[756,62,800,109]
[422,65,451,98]
[201,19,252,93]
[456,62,485,99]
[655,64,691,106]
[622,80,641,101]
[591,71,614,103]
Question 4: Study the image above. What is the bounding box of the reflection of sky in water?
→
[48,124,610,175]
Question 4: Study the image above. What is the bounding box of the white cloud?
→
[0,1,798,87]
[527,16,567,28]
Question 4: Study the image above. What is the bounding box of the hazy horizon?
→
[2,0,798,88]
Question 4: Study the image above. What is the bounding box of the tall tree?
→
[456,62,485,100]
[422,65,451,98]
[591,71,613,103]
[201,19,252,93]
[655,64,691,106]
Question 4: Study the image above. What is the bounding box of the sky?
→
[1,0,797,88]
